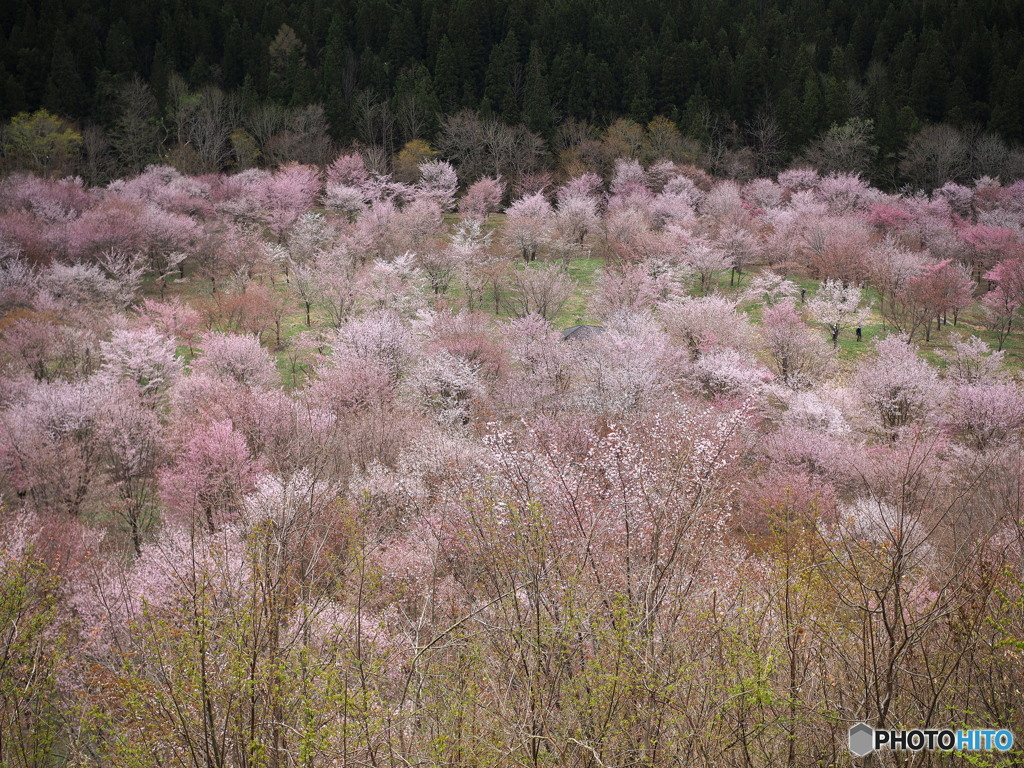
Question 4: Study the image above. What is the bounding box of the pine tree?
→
[522,42,551,134]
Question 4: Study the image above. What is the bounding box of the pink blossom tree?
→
[404,349,480,426]
[458,176,505,222]
[258,163,322,239]
[0,378,105,517]
[0,256,38,311]
[558,172,603,201]
[799,215,873,283]
[93,385,162,553]
[741,178,784,211]
[982,258,1024,350]
[332,310,415,381]
[553,190,600,245]
[325,152,369,187]
[592,263,673,319]
[659,295,753,359]
[159,419,259,533]
[759,301,833,389]
[937,333,1005,384]
[134,297,203,353]
[853,334,943,437]
[684,347,772,400]
[740,270,799,306]
[960,223,1023,279]
[571,314,684,413]
[883,258,975,342]
[192,332,279,388]
[681,236,732,295]
[322,182,368,221]
[499,314,573,413]
[610,158,649,194]
[502,193,553,262]
[815,173,880,214]
[777,168,819,193]
[943,382,1024,451]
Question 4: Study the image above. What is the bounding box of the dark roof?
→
[560,324,605,342]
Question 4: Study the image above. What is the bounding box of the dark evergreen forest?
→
[2,0,1024,184]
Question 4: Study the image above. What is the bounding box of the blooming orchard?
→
[1,159,1023,768]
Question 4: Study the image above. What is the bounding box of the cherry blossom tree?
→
[659,295,753,359]
[499,314,573,413]
[259,163,322,239]
[0,378,105,517]
[944,382,1024,451]
[0,313,97,382]
[682,237,733,295]
[192,332,279,388]
[960,223,1023,279]
[799,215,873,283]
[416,248,459,296]
[93,385,162,553]
[135,297,202,352]
[326,152,369,187]
[777,169,819,195]
[502,193,553,262]
[159,419,260,531]
[938,333,1005,384]
[759,301,833,389]
[404,349,480,427]
[98,327,181,396]
[458,176,505,222]
[322,182,368,221]
[571,313,684,413]
[741,178,784,211]
[815,173,880,214]
[39,261,119,306]
[332,310,416,381]
[880,256,973,342]
[414,160,459,212]
[592,262,675,319]
[740,270,799,307]
[983,258,1024,349]
[853,335,943,437]
[685,347,772,400]
[0,256,38,311]
[808,279,870,347]
[553,190,600,245]
[445,218,493,310]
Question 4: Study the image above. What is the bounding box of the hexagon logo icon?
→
[849,722,875,757]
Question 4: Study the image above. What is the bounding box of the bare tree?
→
[506,264,574,320]
[801,118,877,175]
[353,90,396,158]
[437,110,489,183]
[168,77,238,171]
[746,109,786,176]
[244,102,289,154]
[81,124,113,183]
[899,123,970,190]
[264,104,333,166]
